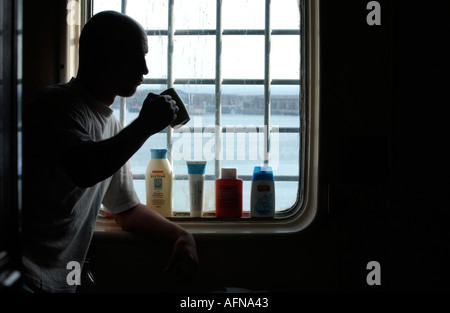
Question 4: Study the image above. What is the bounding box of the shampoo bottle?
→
[215,168,243,218]
[250,166,275,217]
[145,148,173,217]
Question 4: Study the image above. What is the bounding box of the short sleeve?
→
[24,85,95,160]
[102,160,141,214]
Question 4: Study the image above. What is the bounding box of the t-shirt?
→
[21,77,140,292]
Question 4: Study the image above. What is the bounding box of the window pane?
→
[271,35,300,79]
[222,36,265,79]
[271,85,300,125]
[174,0,216,30]
[127,0,168,30]
[146,36,167,79]
[272,132,300,179]
[271,0,300,29]
[220,126,268,177]
[222,0,265,30]
[275,181,299,212]
[173,36,216,79]
[177,84,216,124]
[222,84,264,122]
[93,0,121,13]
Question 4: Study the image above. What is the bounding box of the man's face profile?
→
[105,33,149,98]
[79,11,150,99]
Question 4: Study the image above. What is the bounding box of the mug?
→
[161,88,191,130]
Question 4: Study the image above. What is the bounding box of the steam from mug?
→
[161,88,191,129]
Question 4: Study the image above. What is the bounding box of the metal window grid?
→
[114,0,301,183]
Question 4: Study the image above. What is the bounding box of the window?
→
[83,0,319,227]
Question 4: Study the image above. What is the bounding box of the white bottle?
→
[145,149,173,217]
[251,166,275,218]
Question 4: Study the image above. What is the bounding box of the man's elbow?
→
[112,207,137,232]
[113,215,130,231]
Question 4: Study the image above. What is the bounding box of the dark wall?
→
[387,1,449,290]
[320,0,450,292]
[22,0,66,107]
[0,0,21,292]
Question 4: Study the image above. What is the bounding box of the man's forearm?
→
[112,203,188,242]
[113,203,199,282]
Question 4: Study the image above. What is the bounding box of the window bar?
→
[146,29,300,36]
[264,0,271,166]
[82,0,93,28]
[119,0,127,128]
[166,0,175,163]
[143,78,300,86]
[215,0,223,179]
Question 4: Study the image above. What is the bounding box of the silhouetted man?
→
[21,11,198,293]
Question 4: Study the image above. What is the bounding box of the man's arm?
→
[60,94,178,188]
[112,204,199,282]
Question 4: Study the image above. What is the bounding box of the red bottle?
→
[215,168,243,218]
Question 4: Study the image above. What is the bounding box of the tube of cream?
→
[186,161,207,217]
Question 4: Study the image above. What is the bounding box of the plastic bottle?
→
[186,161,207,218]
[251,166,275,218]
[145,148,173,217]
[215,168,243,218]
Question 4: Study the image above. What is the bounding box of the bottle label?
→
[219,185,240,209]
[151,171,165,191]
[154,178,162,190]
[151,172,166,206]
[219,186,239,200]
[257,185,271,192]
[219,186,239,203]
[254,192,274,214]
[252,181,275,217]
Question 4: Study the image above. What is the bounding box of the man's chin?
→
[118,86,138,98]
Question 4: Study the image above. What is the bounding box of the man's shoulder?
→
[29,81,86,116]
[35,82,76,102]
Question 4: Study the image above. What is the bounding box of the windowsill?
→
[94,200,317,241]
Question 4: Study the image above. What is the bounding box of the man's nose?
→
[142,62,149,76]
[141,59,149,76]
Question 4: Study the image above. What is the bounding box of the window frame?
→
[83,0,320,234]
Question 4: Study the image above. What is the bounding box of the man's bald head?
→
[76,11,149,103]
[79,11,147,70]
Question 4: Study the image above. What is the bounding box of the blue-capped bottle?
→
[250,166,275,218]
[145,148,173,217]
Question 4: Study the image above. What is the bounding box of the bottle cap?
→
[221,168,237,179]
[186,161,207,175]
[151,148,168,159]
[252,166,274,181]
